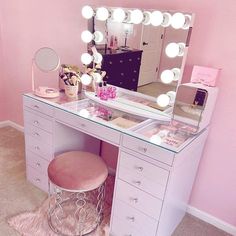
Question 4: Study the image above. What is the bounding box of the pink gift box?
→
[191,66,220,87]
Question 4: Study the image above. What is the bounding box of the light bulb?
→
[182,14,191,29]
[81,74,92,86]
[93,52,103,64]
[165,42,185,58]
[81,30,93,43]
[166,91,176,105]
[96,7,109,21]
[94,31,104,43]
[79,109,90,118]
[81,5,94,19]
[162,12,172,27]
[172,68,181,81]
[81,53,93,65]
[171,12,186,29]
[130,9,144,24]
[143,11,152,25]
[112,8,126,22]
[157,94,170,107]
[150,11,163,26]
[161,70,175,84]
[92,72,102,83]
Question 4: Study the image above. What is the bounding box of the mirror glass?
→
[87,7,193,100]
[173,85,208,132]
[34,47,60,72]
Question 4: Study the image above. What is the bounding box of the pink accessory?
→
[191,65,221,87]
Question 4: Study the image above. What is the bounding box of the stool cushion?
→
[48,151,108,191]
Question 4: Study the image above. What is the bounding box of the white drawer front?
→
[122,134,174,166]
[119,151,168,199]
[25,124,53,146]
[25,135,53,161]
[112,199,158,236]
[26,151,49,176]
[24,110,53,133]
[115,180,162,220]
[23,96,54,117]
[55,108,121,146]
[26,165,48,192]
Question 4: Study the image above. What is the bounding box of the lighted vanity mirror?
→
[85,7,194,100]
[173,84,208,132]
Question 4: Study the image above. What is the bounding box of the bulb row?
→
[82,6,191,29]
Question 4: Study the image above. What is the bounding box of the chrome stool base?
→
[48,182,105,236]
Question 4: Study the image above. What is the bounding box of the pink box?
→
[191,65,220,87]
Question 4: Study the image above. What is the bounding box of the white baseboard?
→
[0,120,24,132]
[187,206,236,235]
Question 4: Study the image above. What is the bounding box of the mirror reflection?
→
[86,7,194,100]
[173,85,208,131]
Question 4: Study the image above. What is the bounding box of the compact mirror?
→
[32,47,60,98]
[173,84,208,133]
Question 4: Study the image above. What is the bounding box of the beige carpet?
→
[0,126,231,236]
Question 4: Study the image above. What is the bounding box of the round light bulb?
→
[112,8,126,22]
[162,12,172,27]
[156,94,170,107]
[172,68,181,81]
[182,14,191,29]
[79,109,90,118]
[93,52,103,64]
[171,12,185,29]
[81,53,93,65]
[165,42,185,58]
[81,30,93,43]
[94,31,104,43]
[161,70,175,84]
[81,74,92,86]
[130,9,144,24]
[150,11,163,26]
[96,7,109,21]
[166,91,176,105]
[81,5,94,19]
[92,72,102,83]
[143,11,152,25]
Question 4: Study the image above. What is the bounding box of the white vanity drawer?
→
[55,108,121,145]
[115,180,162,220]
[119,151,169,199]
[24,110,53,133]
[26,165,48,192]
[122,134,174,166]
[25,135,53,161]
[26,151,49,176]
[23,96,54,117]
[112,199,158,236]
[24,124,53,146]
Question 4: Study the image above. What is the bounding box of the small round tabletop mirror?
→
[32,47,60,98]
[34,47,60,72]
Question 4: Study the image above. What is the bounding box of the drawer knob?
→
[36,178,41,183]
[36,162,41,167]
[132,180,141,186]
[135,166,143,172]
[126,216,135,222]
[33,120,39,125]
[138,146,147,153]
[34,132,39,137]
[81,123,86,128]
[33,105,39,109]
[34,146,40,151]
[130,197,138,204]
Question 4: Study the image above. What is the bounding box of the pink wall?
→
[0,0,236,228]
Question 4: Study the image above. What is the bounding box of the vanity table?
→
[23,88,211,236]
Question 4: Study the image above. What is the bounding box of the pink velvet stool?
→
[47,151,108,236]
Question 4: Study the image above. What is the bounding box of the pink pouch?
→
[191,65,221,87]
